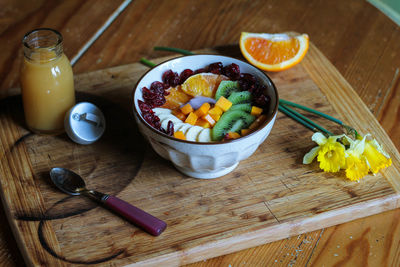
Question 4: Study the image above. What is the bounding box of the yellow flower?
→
[345,155,369,181]
[363,138,392,173]
[343,135,369,181]
[303,132,345,172]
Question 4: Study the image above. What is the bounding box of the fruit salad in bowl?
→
[132,55,278,178]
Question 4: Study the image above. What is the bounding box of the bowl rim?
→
[131,54,279,145]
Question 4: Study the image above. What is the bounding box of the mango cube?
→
[180,103,193,115]
[172,109,187,121]
[227,132,241,139]
[249,114,267,130]
[241,128,251,136]
[208,106,223,116]
[209,113,221,122]
[185,112,198,125]
[194,102,211,117]
[174,131,186,140]
[215,96,232,112]
[251,106,263,116]
[195,119,210,128]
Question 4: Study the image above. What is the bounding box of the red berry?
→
[162,70,180,87]
[223,63,240,80]
[208,62,223,74]
[150,81,166,94]
[194,68,207,74]
[179,69,194,83]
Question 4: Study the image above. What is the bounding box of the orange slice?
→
[181,73,228,97]
[239,32,309,72]
[161,85,192,110]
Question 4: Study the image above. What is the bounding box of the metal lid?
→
[64,102,106,145]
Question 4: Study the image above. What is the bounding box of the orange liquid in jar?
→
[20,29,75,134]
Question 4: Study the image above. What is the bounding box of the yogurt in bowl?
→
[132,55,278,178]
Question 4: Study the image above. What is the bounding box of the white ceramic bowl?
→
[132,55,278,179]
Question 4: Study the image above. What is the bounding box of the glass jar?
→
[20,28,75,135]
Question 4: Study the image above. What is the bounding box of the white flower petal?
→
[352,135,367,156]
[303,146,320,164]
[312,132,327,145]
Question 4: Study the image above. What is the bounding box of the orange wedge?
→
[239,32,309,72]
[181,73,227,97]
[161,85,192,110]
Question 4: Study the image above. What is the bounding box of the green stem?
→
[279,99,359,137]
[278,105,318,133]
[280,104,333,135]
[279,99,343,125]
[140,58,156,68]
[154,46,195,55]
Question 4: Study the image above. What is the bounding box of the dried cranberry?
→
[208,62,223,74]
[172,76,180,86]
[142,88,166,107]
[194,68,207,74]
[179,69,194,83]
[162,69,180,87]
[138,100,153,114]
[239,73,256,86]
[142,87,157,100]
[239,74,257,91]
[150,96,166,107]
[153,119,161,129]
[223,63,240,80]
[153,115,160,123]
[142,113,154,125]
[150,81,166,94]
[166,120,174,136]
[253,94,271,108]
[162,70,173,84]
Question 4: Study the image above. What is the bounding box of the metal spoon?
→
[50,167,167,236]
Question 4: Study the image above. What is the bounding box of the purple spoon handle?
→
[104,195,167,236]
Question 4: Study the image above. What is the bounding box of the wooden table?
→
[0,0,399,266]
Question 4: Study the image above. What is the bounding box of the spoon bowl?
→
[50,167,86,195]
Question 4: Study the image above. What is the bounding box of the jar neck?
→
[23,28,63,63]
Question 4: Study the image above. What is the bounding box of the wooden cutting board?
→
[0,43,399,266]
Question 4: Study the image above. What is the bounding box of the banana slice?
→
[153,108,172,115]
[172,122,184,131]
[185,126,204,141]
[197,128,211,142]
[153,108,211,142]
[175,123,192,134]
[161,115,182,129]
[157,113,175,121]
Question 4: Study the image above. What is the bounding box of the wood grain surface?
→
[1,45,400,266]
[0,0,400,266]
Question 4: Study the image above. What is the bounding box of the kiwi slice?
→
[229,103,252,113]
[212,110,255,141]
[228,91,252,105]
[230,119,245,133]
[215,81,240,100]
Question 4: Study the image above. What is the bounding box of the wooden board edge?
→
[120,194,400,266]
[2,44,400,266]
[301,43,400,192]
